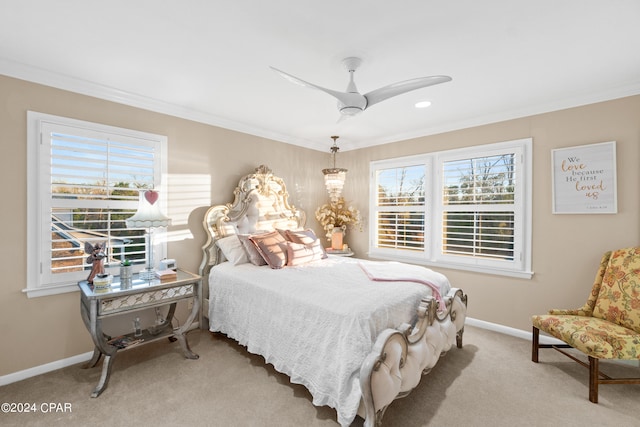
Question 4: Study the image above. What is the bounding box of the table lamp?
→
[125,190,171,279]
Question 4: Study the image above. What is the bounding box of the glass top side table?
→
[78,268,201,397]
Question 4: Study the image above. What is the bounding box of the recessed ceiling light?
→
[414,101,432,109]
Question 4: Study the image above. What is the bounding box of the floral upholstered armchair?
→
[531,246,640,403]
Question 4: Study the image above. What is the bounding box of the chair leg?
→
[589,356,599,403]
[532,326,539,363]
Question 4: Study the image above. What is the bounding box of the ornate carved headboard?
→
[199,165,306,294]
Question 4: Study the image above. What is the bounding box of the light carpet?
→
[1,326,638,426]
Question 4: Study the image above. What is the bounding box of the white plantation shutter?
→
[373,163,428,255]
[27,112,167,296]
[49,129,156,201]
[439,150,519,264]
[370,138,532,278]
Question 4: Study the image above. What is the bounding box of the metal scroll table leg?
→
[91,353,115,398]
[173,293,200,359]
[83,347,102,369]
[174,333,199,359]
[161,302,198,358]
[164,303,178,342]
[81,297,118,397]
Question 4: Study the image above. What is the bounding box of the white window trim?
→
[368,154,432,262]
[25,111,168,297]
[369,138,533,279]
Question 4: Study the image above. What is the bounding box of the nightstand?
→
[325,248,354,257]
[78,268,201,397]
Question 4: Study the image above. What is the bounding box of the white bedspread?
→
[208,257,451,426]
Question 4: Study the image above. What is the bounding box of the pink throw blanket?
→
[358,261,447,312]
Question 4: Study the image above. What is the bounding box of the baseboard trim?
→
[0,351,94,387]
[0,322,201,386]
[465,317,565,345]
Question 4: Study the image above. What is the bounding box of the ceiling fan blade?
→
[270,66,355,106]
[364,75,452,109]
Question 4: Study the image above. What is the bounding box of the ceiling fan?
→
[270,57,452,118]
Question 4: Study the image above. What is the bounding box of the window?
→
[370,138,532,278]
[373,160,430,252]
[26,112,168,297]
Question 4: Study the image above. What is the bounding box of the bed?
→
[199,165,467,427]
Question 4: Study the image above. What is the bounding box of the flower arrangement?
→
[315,197,362,240]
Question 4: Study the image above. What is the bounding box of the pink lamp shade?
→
[126,190,171,228]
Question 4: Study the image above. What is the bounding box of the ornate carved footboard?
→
[359,288,468,427]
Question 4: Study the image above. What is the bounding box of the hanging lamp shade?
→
[126,190,171,228]
[322,136,347,202]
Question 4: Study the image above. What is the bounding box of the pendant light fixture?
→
[322,136,347,202]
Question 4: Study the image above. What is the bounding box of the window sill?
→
[367,251,534,280]
[23,283,79,298]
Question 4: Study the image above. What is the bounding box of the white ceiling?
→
[2,1,640,152]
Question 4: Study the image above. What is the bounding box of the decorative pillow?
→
[286,240,327,266]
[275,228,290,240]
[249,231,288,269]
[285,228,327,258]
[216,235,248,265]
[285,228,318,244]
[237,234,267,266]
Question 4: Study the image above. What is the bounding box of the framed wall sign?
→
[551,141,617,214]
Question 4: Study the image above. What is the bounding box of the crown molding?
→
[3,57,639,153]
[0,58,327,151]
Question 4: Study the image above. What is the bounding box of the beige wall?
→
[1,72,639,378]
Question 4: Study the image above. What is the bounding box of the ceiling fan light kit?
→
[271,56,451,119]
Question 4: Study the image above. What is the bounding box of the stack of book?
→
[155,269,178,281]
